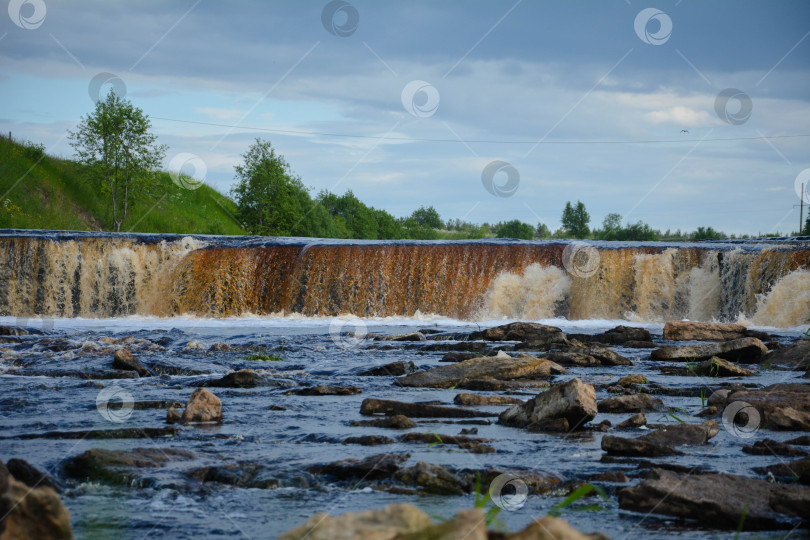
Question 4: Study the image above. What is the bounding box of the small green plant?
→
[427,432,445,448]
[548,483,608,517]
[700,390,705,409]
[733,502,749,539]
[473,473,504,528]
[244,345,283,361]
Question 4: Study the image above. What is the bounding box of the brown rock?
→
[617,374,648,387]
[395,508,487,540]
[601,435,683,457]
[394,462,470,495]
[285,385,362,396]
[639,420,719,446]
[349,415,416,429]
[207,369,261,388]
[615,412,647,430]
[769,406,810,431]
[474,322,568,345]
[696,406,720,417]
[342,435,396,446]
[618,468,810,529]
[394,352,566,389]
[166,406,181,424]
[762,338,810,370]
[112,349,151,377]
[651,337,768,363]
[545,347,632,367]
[453,393,524,406]
[277,502,432,540]
[181,388,222,424]
[505,515,593,540]
[724,387,810,430]
[597,394,664,413]
[308,453,409,481]
[400,432,494,453]
[0,477,73,540]
[499,378,597,430]
[742,439,807,456]
[360,398,497,418]
[357,361,416,376]
[663,320,748,341]
[754,456,810,485]
[689,357,754,377]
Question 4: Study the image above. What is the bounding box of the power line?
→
[150,116,810,145]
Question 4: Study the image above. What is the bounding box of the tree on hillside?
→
[803,214,810,236]
[410,206,443,229]
[69,89,166,232]
[231,138,328,236]
[535,222,551,239]
[561,201,590,238]
[692,226,724,240]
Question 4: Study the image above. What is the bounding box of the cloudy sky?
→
[2,0,809,234]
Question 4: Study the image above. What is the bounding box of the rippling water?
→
[0,315,807,539]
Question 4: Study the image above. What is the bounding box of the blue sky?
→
[2,0,809,234]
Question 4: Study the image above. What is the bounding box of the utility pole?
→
[801,183,805,236]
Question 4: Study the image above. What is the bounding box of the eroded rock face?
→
[618,468,810,530]
[663,321,747,341]
[651,337,768,363]
[277,502,432,540]
[0,477,73,540]
[393,353,566,388]
[499,378,597,430]
[181,387,222,424]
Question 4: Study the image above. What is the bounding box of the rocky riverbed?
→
[0,318,808,539]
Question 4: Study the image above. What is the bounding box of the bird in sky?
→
[680,129,689,133]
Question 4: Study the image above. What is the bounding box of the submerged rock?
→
[5,458,60,491]
[651,337,768,363]
[601,435,683,457]
[499,378,597,431]
[393,352,566,388]
[181,387,222,424]
[619,468,810,529]
[663,321,747,341]
[602,420,719,457]
[763,338,810,370]
[285,385,362,396]
[615,413,647,430]
[349,415,416,429]
[277,502,432,540]
[206,369,262,388]
[356,360,416,376]
[394,461,471,495]
[308,453,409,481]
[400,432,495,453]
[360,398,498,418]
[754,456,810,485]
[62,447,195,485]
[544,348,632,367]
[0,476,73,540]
[742,439,808,456]
[597,394,664,413]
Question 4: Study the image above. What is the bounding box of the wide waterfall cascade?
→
[1,231,808,327]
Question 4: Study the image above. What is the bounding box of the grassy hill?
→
[0,136,245,235]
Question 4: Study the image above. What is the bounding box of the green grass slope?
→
[0,137,245,235]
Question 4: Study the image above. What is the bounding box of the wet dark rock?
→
[181,387,222,424]
[420,341,490,352]
[453,393,523,406]
[394,352,566,389]
[360,398,497,418]
[674,356,754,377]
[618,468,810,529]
[111,349,152,377]
[206,369,262,388]
[132,400,184,410]
[651,337,768,363]
[285,385,362,396]
[189,463,315,489]
[625,340,657,348]
[723,386,810,430]
[601,435,683,457]
[570,325,652,346]
[400,432,495,453]
[394,461,471,495]
[9,427,180,440]
[5,458,59,491]
[62,447,195,485]
[356,360,416,376]
[308,453,409,481]
[786,435,810,446]
[743,439,808,456]
[555,345,633,366]
[440,351,479,363]
[615,413,647,430]
[763,338,810,370]
[641,420,720,446]
[696,406,720,417]
[754,456,810,485]
[663,321,748,341]
[499,378,597,430]
[383,331,426,342]
[166,407,181,424]
[349,415,416,429]
[0,326,27,336]
[589,471,630,483]
[342,435,396,446]
[459,427,477,435]
[456,379,549,391]
[208,342,231,351]
[597,394,664,413]
[0,476,73,540]
[471,322,568,346]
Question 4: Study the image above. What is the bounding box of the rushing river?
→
[1,314,807,539]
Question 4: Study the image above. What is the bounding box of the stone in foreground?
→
[181,387,222,424]
[619,468,810,529]
[0,476,73,540]
[277,502,432,540]
[499,378,597,430]
[394,352,566,388]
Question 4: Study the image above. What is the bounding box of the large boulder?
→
[545,347,633,367]
[277,502,432,540]
[473,322,568,347]
[499,378,597,430]
[360,398,497,418]
[0,477,73,540]
[181,387,222,424]
[663,321,747,341]
[394,352,566,388]
[651,337,767,363]
[619,468,810,529]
